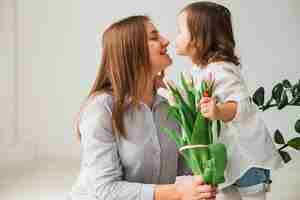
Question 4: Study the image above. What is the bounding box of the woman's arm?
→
[77,96,155,200]
[77,95,216,200]
[154,185,181,200]
[155,177,217,200]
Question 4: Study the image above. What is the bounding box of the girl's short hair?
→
[182,1,240,66]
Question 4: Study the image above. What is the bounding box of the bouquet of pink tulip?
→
[158,72,227,185]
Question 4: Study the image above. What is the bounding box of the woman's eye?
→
[149,37,159,41]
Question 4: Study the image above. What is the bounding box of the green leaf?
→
[169,87,195,131]
[208,121,213,144]
[272,83,284,103]
[217,120,221,138]
[287,137,300,150]
[199,80,208,98]
[252,87,265,106]
[207,143,227,184]
[277,90,288,110]
[179,109,192,141]
[180,73,196,113]
[282,79,292,88]
[289,93,300,104]
[161,128,182,147]
[191,112,209,145]
[274,129,285,144]
[291,85,299,98]
[278,150,291,163]
[181,72,190,92]
[295,119,300,134]
[190,112,210,173]
[167,106,182,125]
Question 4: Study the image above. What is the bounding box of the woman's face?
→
[176,12,191,56]
[146,22,172,76]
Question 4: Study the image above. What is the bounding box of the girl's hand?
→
[175,176,217,200]
[198,96,219,120]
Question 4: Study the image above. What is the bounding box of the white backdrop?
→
[1,0,299,199]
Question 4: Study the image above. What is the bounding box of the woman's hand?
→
[198,97,219,120]
[175,176,217,200]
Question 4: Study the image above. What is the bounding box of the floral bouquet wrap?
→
[158,72,227,185]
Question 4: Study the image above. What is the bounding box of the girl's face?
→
[146,22,172,77]
[176,12,191,56]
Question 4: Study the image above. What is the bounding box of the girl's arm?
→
[215,101,237,122]
[199,97,237,123]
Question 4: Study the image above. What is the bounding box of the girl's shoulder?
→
[207,61,241,75]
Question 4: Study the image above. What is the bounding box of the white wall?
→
[1,0,299,199]
[0,0,36,165]
[0,0,15,152]
[15,0,82,161]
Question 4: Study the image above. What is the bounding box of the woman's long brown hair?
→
[76,15,151,141]
[181,1,240,66]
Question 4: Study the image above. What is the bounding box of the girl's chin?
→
[175,49,188,56]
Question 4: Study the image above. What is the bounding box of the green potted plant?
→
[252,79,300,163]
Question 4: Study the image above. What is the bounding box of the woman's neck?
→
[141,83,155,109]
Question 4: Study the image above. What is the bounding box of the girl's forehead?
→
[178,12,187,23]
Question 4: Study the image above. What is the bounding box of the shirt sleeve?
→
[177,154,193,176]
[210,63,253,123]
[78,95,155,200]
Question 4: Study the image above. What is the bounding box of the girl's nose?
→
[161,36,170,47]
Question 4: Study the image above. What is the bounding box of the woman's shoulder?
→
[80,92,114,120]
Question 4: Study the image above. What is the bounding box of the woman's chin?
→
[164,57,173,68]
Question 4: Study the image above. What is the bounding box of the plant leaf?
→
[167,106,182,125]
[282,79,292,88]
[169,86,195,131]
[278,150,291,163]
[181,73,197,115]
[161,127,182,147]
[287,137,300,150]
[295,119,300,134]
[207,143,227,184]
[181,73,195,108]
[191,112,209,145]
[217,120,221,138]
[200,80,208,96]
[272,83,284,103]
[274,129,285,144]
[277,90,288,110]
[179,109,192,141]
[252,87,265,106]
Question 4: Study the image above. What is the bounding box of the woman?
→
[70,15,217,200]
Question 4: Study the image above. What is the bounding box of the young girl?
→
[175,2,283,200]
